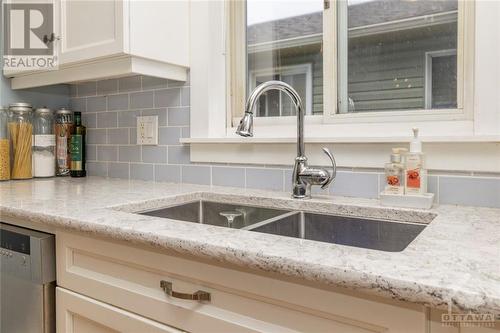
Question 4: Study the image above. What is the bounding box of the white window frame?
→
[424,49,458,109]
[187,0,500,171]
[248,64,314,117]
[222,0,475,134]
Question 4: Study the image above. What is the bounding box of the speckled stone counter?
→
[0,177,499,314]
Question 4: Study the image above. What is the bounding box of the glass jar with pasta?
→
[8,102,33,180]
[0,107,9,181]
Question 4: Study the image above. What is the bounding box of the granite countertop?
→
[0,177,498,314]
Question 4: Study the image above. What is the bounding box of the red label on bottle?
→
[406,169,421,188]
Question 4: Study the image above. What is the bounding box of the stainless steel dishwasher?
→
[0,222,56,333]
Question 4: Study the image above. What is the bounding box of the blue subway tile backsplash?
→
[439,176,500,208]
[70,75,500,209]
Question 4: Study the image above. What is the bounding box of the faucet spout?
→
[236,80,335,198]
[236,80,305,157]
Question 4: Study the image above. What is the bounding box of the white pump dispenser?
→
[405,127,427,194]
[410,127,422,153]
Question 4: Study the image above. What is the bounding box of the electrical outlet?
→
[136,116,158,145]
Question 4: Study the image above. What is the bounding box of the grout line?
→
[74,85,190,99]
[209,165,213,186]
[282,169,286,192]
[435,175,440,204]
[377,174,381,194]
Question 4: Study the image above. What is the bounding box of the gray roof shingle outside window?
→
[247,0,458,44]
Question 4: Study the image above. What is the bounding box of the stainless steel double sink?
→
[139,200,427,252]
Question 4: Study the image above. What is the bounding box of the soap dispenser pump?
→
[384,148,407,194]
[405,128,427,194]
[410,127,422,154]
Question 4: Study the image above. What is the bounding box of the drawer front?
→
[57,232,425,333]
[56,287,184,333]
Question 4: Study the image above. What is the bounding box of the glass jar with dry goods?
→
[33,108,56,178]
[55,108,74,176]
[0,108,10,181]
[8,103,33,179]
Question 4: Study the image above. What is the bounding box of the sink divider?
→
[242,211,300,231]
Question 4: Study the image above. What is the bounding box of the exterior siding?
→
[348,23,457,111]
[248,46,323,115]
[248,22,457,114]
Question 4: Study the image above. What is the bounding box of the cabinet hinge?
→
[324,0,330,10]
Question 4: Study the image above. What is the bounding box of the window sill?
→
[180,135,500,144]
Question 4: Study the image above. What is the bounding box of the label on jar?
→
[55,123,73,174]
[70,134,83,171]
[34,134,56,148]
[56,136,68,168]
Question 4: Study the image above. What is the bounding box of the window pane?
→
[246,0,323,117]
[339,0,458,113]
[431,54,457,108]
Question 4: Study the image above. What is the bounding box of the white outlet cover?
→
[136,115,158,145]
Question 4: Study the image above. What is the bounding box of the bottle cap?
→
[390,148,407,163]
[35,107,52,114]
[410,127,422,153]
[56,108,72,115]
[9,102,32,113]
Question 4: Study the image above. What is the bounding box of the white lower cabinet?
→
[56,232,430,333]
[56,287,184,333]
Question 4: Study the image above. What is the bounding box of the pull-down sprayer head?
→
[235,112,253,137]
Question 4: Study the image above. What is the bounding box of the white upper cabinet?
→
[128,0,189,68]
[8,0,189,89]
[56,0,126,65]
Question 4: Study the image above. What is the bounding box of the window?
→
[245,0,323,118]
[189,0,499,168]
[231,0,468,124]
[425,49,457,109]
[249,64,313,116]
[337,0,459,113]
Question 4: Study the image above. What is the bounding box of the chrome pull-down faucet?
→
[236,80,336,199]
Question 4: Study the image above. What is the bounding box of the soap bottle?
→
[405,128,427,195]
[384,148,406,195]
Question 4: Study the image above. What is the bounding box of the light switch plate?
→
[136,116,158,145]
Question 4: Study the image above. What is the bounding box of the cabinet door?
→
[56,287,185,333]
[55,0,127,65]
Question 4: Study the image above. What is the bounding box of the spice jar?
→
[0,107,10,181]
[33,107,56,177]
[55,108,74,176]
[8,102,33,179]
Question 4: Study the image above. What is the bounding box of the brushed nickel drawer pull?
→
[160,280,211,302]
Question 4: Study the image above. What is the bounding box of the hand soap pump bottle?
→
[384,148,406,195]
[405,128,427,195]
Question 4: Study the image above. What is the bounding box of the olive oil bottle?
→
[70,112,86,177]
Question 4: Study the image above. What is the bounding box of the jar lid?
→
[56,108,72,114]
[35,107,52,114]
[9,102,32,112]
